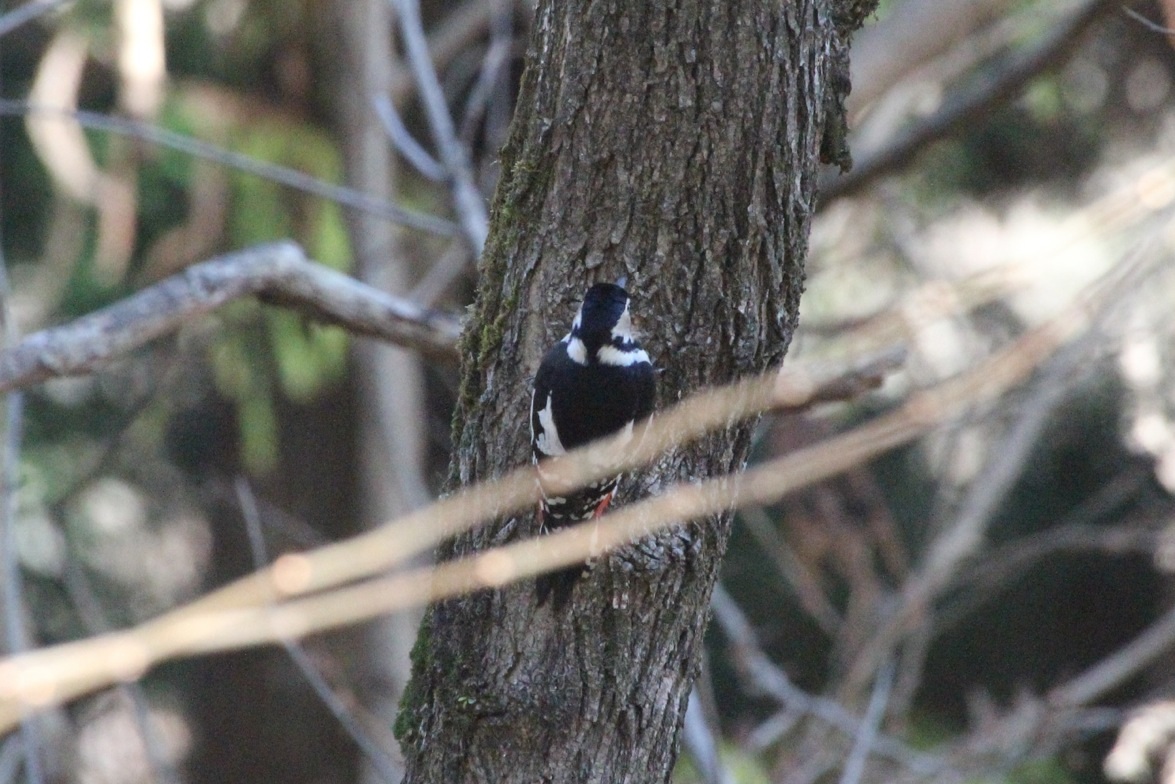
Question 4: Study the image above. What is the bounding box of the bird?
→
[530,279,657,609]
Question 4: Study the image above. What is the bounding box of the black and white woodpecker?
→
[530,280,657,608]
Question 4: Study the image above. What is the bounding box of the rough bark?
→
[399,1,872,781]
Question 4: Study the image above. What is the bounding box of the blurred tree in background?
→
[0,0,1173,783]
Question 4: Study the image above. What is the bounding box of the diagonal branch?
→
[821,0,1118,204]
[0,242,462,393]
[711,586,942,776]
[1051,601,1175,709]
[0,237,1153,731]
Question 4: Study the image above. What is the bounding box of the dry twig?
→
[391,0,489,253]
[822,0,1119,204]
[711,586,943,777]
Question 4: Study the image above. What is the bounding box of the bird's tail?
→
[534,490,612,610]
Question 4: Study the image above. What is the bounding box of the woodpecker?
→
[530,280,657,609]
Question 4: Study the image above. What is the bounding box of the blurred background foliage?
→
[1,0,1175,783]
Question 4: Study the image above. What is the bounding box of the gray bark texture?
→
[398,1,875,781]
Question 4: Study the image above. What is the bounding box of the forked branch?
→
[0,242,463,393]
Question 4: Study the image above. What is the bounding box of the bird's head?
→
[571,282,635,351]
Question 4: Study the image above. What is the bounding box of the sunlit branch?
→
[0,242,463,393]
[0,243,1151,731]
[0,342,911,727]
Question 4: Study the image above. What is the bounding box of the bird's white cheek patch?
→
[535,393,567,456]
[611,302,635,343]
[597,346,650,367]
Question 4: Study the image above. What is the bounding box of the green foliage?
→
[0,120,54,263]
[395,610,434,747]
[997,758,1080,784]
[671,742,770,784]
[212,115,352,471]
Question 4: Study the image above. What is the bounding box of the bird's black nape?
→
[576,283,630,336]
[583,281,629,302]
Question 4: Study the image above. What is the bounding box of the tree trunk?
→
[399,1,873,781]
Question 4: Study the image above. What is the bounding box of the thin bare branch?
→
[372,95,446,182]
[0,159,45,784]
[0,100,457,237]
[457,2,513,144]
[936,466,1156,632]
[839,658,896,784]
[1122,6,1175,35]
[920,332,1094,599]
[0,0,70,38]
[234,479,402,784]
[388,0,516,108]
[0,242,462,394]
[712,587,943,777]
[391,0,489,253]
[1051,602,1175,709]
[822,0,1119,204]
[740,505,843,635]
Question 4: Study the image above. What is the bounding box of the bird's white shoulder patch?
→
[611,301,635,344]
[566,337,589,365]
[534,392,567,456]
[597,345,650,367]
[529,388,536,451]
